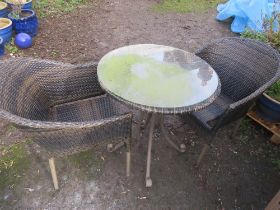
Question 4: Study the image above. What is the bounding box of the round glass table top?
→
[97,44,220,113]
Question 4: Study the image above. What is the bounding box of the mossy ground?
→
[152,0,224,13]
[66,149,103,180]
[0,143,30,198]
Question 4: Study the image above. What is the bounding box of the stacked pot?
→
[0,0,38,55]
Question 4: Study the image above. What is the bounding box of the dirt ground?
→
[0,0,279,209]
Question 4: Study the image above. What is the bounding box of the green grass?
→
[5,38,19,55]
[33,0,89,18]
[0,143,30,194]
[152,0,224,13]
[265,80,280,102]
[239,118,253,145]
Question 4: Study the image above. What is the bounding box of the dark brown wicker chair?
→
[183,37,280,165]
[0,58,132,189]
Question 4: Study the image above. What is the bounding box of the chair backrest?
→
[196,37,280,102]
[0,58,102,122]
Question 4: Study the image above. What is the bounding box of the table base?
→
[137,113,186,187]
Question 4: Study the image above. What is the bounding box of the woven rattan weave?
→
[0,58,133,189]
[184,37,280,165]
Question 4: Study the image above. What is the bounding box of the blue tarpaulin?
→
[216,0,280,33]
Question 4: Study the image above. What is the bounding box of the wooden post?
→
[49,158,59,190]
[265,190,280,210]
[270,135,280,145]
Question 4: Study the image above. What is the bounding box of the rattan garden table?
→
[97,44,221,187]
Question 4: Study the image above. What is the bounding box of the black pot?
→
[256,93,280,123]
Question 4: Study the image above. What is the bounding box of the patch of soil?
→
[0,0,279,209]
[21,0,233,63]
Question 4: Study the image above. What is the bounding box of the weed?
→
[241,30,268,43]
[265,80,280,102]
[239,118,252,145]
[241,9,280,102]
[6,124,17,133]
[5,38,19,55]
[152,0,225,13]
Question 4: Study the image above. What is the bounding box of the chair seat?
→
[191,94,233,129]
[49,95,118,122]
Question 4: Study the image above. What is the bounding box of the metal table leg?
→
[143,113,186,187]
[159,115,186,153]
[135,112,145,143]
[136,112,152,148]
[145,114,156,187]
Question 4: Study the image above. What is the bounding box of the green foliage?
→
[241,6,280,50]
[0,143,30,193]
[266,80,280,102]
[152,0,224,13]
[241,13,280,102]
[34,0,89,17]
[241,30,269,43]
[5,38,19,55]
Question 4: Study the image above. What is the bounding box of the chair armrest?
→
[229,72,280,110]
[0,109,132,131]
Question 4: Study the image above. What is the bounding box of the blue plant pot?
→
[0,37,5,56]
[5,0,32,10]
[8,9,38,37]
[0,2,9,18]
[256,93,280,123]
[0,18,12,44]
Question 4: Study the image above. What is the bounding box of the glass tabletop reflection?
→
[97,44,220,111]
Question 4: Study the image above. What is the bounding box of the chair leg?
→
[49,157,59,190]
[126,136,131,177]
[107,142,125,152]
[107,140,131,177]
[134,112,145,142]
[126,151,131,177]
[196,144,210,166]
[146,114,156,187]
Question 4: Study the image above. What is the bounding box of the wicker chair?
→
[0,58,132,189]
[184,37,280,165]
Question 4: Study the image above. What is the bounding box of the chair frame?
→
[0,58,133,189]
[192,37,280,165]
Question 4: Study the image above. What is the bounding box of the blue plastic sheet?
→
[216,0,280,33]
